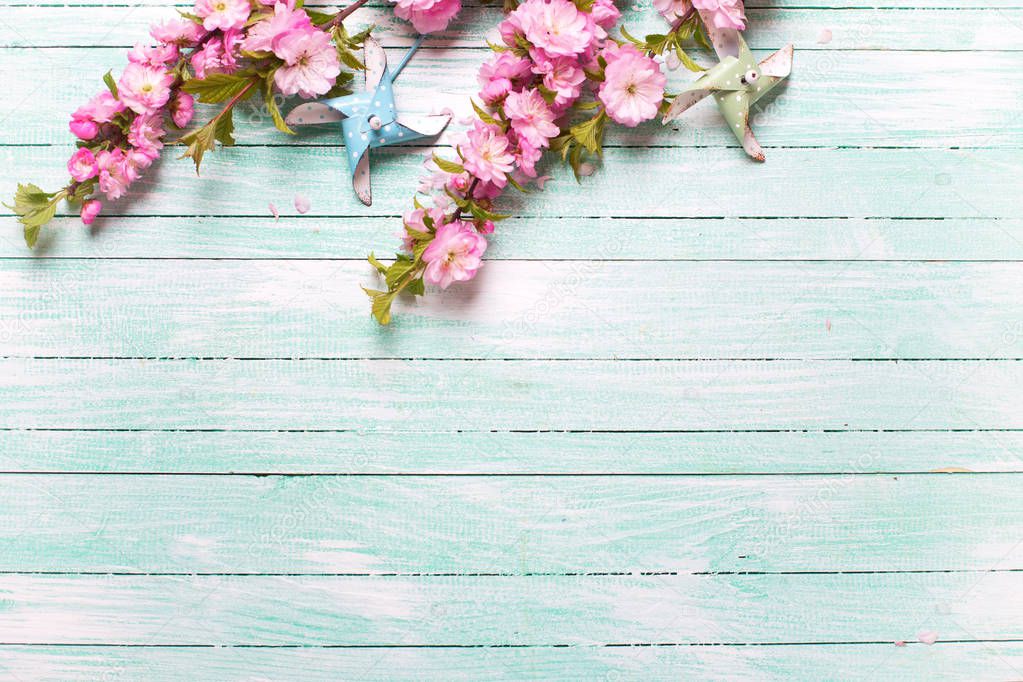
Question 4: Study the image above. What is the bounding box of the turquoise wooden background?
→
[2,0,1022,678]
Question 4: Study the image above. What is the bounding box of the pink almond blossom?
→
[118,63,174,115]
[391,0,461,34]
[127,42,178,67]
[401,206,447,251]
[150,18,206,47]
[478,52,533,87]
[517,0,593,58]
[243,1,313,53]
[591,0,621,29]
[692,0,745,29]
[96,149,133,200]
[533,56,585,107]
[128,113,165,161]
[598,43,666,127]
[67,148,99,182]
[171,91,195,128]
[503,88,560,148]
[80,199,102,226]
[459,123,515,187]
[272,29,341,98]
[194,0,251,32]
[654,0,690,21]
[422,220,488,288]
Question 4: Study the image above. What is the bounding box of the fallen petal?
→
[817,28,833,44]
[269,202,279,220]
[294,194,311,214]
[918,630,938,645]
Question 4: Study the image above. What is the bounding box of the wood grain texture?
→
[3,49,1022,147]
[1,261,1020,359]
[2,0,1021,677]
[5,642,1023,682]
[2,474,1022,573]
[0,573,1021,644]
[3,216,1023,260]
[3,430,1021,473]
[1,358,1020,430]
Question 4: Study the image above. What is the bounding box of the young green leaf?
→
[4,184,65,248]
[263,75,295,135]
[471,99,500,127]
[432,152,465,175]
[178,108,236,174]
[102,70,119,99]
[362,287,396,325]
[569,109,607,157]
[182,73,259,104]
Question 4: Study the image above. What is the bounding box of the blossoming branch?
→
[7,0,465,248]
[365,0,741,325]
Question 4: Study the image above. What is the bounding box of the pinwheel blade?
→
[394,114,451,137]
[285,102,345,127]
[364,37,388,92]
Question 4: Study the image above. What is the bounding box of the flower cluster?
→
[9,0,464,247]
[366,0,679,324]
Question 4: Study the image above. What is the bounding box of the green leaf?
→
[263,75,294,135]
[102,70,119,99]
[4,184,65,248]
[432,152,465,175]
[471,99,500,127]
[367,252,388,275]
[506,174,530,194]
[619,26,645,48]
[182,73,259,104]
[177,9,203,23]
[675,46,705,72]
[362,287,396,325]
[468,201,511,222]
[306,9,336,25]
[407,277,425,296]
[571,0,594,10]
[336,44,365,71]
[569,109,607,157]
[178,109,236,175]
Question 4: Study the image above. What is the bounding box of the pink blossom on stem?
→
[67,148,99,182]
[150,18,206,47]
[118,63,175,114]
[171,91,195,128]
[503,88,560,148]
[128,113,165,161]
[190,40,225,80]
[516,0,593,58]
[401,206,447,251]
[128,42,178,67]
[194,0,251,32]
[80,199,102,226]
[458,122,515,187]
[692,0,745,29]
[96,148,133,200]
[69,118,99,141]
[391,0,461,34]
[598,43,666,127]
[478,52,533,86]
[533,56,585,107]
[591,0,621,29]
[515,137,543,178]
[654,0,690,21]
[243,1,314,53]
[422,220,488,288]
[272,29,341,98]
[70,91,125,140]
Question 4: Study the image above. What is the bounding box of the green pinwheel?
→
[663,13,793,161]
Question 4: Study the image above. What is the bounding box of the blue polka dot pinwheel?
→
[285,35,451,205]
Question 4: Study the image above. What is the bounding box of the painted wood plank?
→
[0,358,1018,430]
[3,48,1021,148]
[2,147,1019,221]
[3,430,1021,474]
[2,474,1021,572]
[2,261,1020,359]
[4,6,1019,51]
[3,216,1023,260]
[0,573,1020,644]
[3,642,1022,681]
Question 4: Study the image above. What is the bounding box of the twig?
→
[328,0,371,28]
[452,178,480,221]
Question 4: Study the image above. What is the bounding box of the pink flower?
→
[478,52,533,86]
[516,0,593,58]
[499,10,528,49]
[243,1,313,53]
[128,113,165,161]
[118,63,174,114]
[391,0,461,34]
[67,148,99,182]
[194,0,250,32]
[69,118,99,140]
[80,199,102,225]
[96,148,133,200]
[692,0,745,29]
[422,220,487,288]
[125,148,154,175]
[598,43,666,127]
[480,78,512,106]
[272,29,341,98]
[220,29,242,73]
[503,88,559,148]
[515,137,543,177]
[401,206,447,251]
[459,123,515,187]
[128,42,178,67]
[533,56,584,107]
[171,91,195,128]
[654,0,690,21]
[150,18,206,47]
[591,0,621,29]
[190,40,224,80]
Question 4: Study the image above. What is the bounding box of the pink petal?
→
[534,175,553,190]
[817,29,833,44]
[269,202,279,220]
[917,630,938,645]
[294,194,310,214]
[894,640,906,647]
